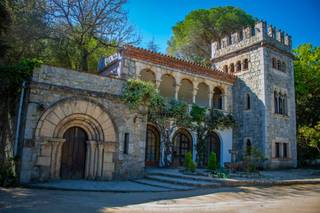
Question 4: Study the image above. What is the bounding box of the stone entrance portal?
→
[203,132,221,166]
[61,127,87,179]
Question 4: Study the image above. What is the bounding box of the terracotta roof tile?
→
[122,45,236,83]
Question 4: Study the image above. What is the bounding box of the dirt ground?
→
[1,184,320,213]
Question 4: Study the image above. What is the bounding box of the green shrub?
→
[207,152,218,171]
[0,158,17,187]
[184,151,197,172]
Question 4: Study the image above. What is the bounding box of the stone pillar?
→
[155,80,161,91]
[192,87,198,104]
[96,141,104,179]
[86,140,97,179]
[174,84,180,100]
[48,138,66,179]
[208,91,213,108]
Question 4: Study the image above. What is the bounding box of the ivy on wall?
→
[122,79,236,167]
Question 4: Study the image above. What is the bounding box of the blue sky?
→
[125,0,320,53]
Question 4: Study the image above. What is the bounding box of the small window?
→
[275,143,280,158]
[223,65,228,73]
[281,62,286,72]
[236,61,241,72]
[243,59,249,70]
[274,91,278,113]
[272,58,277,69]
[230,63,235,73]
[246,139,252,156]
[245,94,251,110]
[251,27,256,36]
[228,35,232,45]
[283,143,288,158]
[124,133,129,154]
[277,60,281,70]
[239,31,243,41]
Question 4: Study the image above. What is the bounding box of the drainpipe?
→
[14,81,26,157]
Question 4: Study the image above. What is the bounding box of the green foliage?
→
[298,122,320,153]
[190,104,206,123]
[167,6,255,64]
[294,44,320,162]
[0,157,17,187]
[242,147,267,172]
[184,151,197,172]
[208,109,236,130]
[121,79,164,111]
[207,152,218,171]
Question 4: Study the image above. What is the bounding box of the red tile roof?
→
[122,45,236,83]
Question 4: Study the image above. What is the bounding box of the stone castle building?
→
[19,21,296,183]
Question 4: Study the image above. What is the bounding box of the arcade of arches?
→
[139,69,226,110]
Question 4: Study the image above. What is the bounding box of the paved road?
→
[1,184,320,212]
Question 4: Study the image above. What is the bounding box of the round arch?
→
[203,131,221,167]
[178,78,193,104]
[35,97,117,142]
[140,69,156,84]
[159,74,176,98]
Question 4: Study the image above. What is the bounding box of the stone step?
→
[133,179,194,190]
[146,175,221,187]
[146,170,219,183]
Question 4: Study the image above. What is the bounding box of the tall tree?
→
[294,44,320,162]
[47,0,140,72]
[147,37,159,52]
[167,6,255,64]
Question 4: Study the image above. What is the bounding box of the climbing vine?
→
[122,79,236,167]
[0,58,42,185]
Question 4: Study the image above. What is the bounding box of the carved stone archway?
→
[34,97,117,180]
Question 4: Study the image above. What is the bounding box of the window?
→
[246,139,252,156]
[251,27,256,36]
[274,142,289,159]
[245,94,251,110]
[277,60,282,70]
[281,62,286,72]
[124,133,129,154]
[274,91,288,115]
[228,35,232,45]
[272,58,277,69]
[239,31,243,41]
[243,59,249,70]
[230,63,235,73]
[275,142,280,158]
[283,143,288,158]
[223,65,228,73]
[236,61,241,72]
[212,87,223,110]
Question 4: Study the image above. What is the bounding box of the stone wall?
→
[20,65,147,183]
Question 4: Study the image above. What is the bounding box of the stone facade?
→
[19,21,297,183]
[212,21,296,168]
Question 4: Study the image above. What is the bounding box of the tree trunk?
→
[79,47,89,72]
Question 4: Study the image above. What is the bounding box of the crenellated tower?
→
[211,21,296,168]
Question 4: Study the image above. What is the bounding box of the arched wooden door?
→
[145,125,160,167]
[61,127,87,179]
[173,129,192,167]
[204,132,221,167]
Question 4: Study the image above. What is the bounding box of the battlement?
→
[211,21,292,60]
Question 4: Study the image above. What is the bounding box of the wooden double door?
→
[172,130,192,167]
[60,127,87,179]
[145,125,160,167]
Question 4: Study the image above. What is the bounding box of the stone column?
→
[192,87,198,104]
[208,91,213,108]
[48,138,66,179]
[155,80,161,91]
[174,84,180,100]
[96,141,104,179]
[86,140,97,179]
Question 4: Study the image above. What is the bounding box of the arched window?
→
[246,139,252,156]
[236,61,241,72]
[279,93,283,114]
[245,94,251,110]
[251,27,256,36]
[283,94,288,115]
[243,59,249,70]
[282,62,286,72]
[274,91,279,113]
[230,63,235,73]
[277,60,282,70]
[212,87,223,110]
[272,58,277,69]
[223,65,228,73]
[239,31,243,41]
